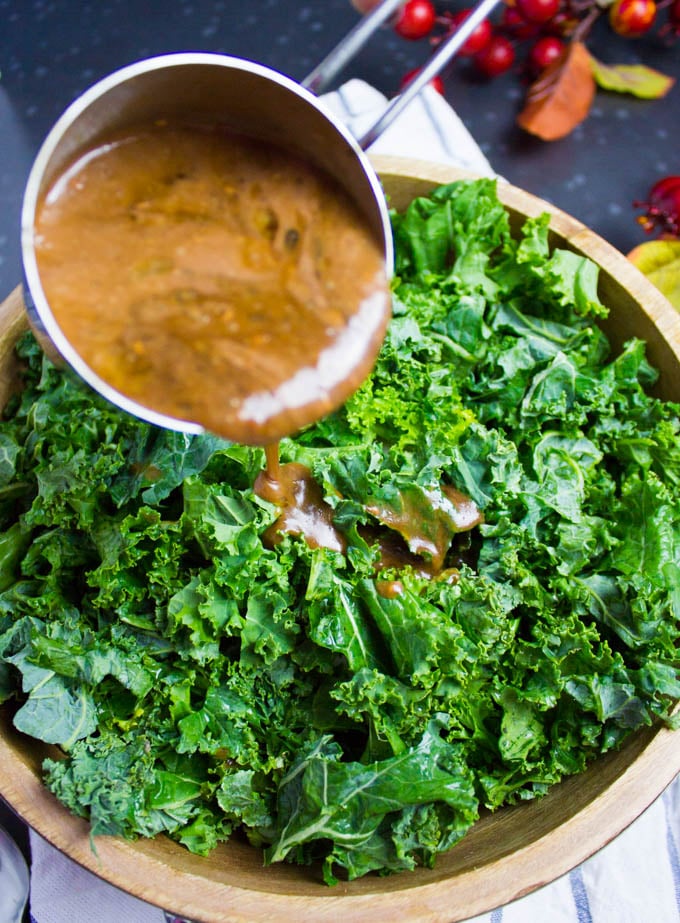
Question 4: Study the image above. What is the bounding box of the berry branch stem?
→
[571,5,602,41]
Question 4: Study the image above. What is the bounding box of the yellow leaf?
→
[628,240,680,309]
[589,56,675,99]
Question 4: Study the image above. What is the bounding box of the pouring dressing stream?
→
[22,2,500,566]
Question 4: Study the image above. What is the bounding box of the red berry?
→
[474,34,516,77]
[500,6,540,37]
[543,10,578,36]
[658,0,680,38]
[393,0,436,39]
[444,9,493,55]
[667,0,680,30]
[635,176,680,237]
[527,36,565,75]
[399,67,445,94]
[515,0,561,25]
[609,0,657,36]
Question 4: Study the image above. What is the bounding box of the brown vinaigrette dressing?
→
[35,120,483,590]
[35,121,390,446]
[255,445,346,554]
[256,442,483,594]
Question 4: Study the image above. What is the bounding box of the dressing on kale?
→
[0,179,678,884]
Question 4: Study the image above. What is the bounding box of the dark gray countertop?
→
[1,0,679,302]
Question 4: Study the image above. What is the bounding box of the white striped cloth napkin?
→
[27,78,680,923]
[27,774,680,923]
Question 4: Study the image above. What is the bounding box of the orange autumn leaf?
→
[517,41,596,141]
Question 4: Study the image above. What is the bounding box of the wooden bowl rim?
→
[1,158,679,922]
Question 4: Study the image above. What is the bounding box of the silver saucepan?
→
[21,0,500,436]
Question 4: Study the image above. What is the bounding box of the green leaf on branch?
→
[589,56,675,100]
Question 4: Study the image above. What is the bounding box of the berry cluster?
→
[390,0,680,86]
[635,176,680,238]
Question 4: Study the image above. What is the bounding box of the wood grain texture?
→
[0,158,678,922]
[0,286,29,408]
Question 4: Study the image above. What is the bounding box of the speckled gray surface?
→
[0,0,678,299]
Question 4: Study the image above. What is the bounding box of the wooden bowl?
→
[1,157,679,922]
